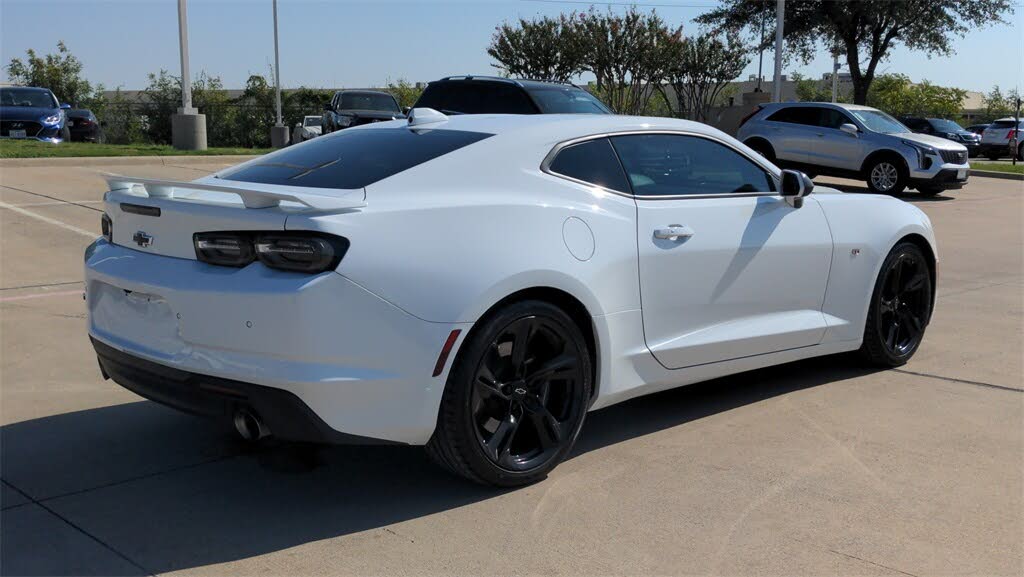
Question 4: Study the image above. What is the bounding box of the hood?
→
[340,109,405,119]
[897,132,967,151]
[0,106,58,122]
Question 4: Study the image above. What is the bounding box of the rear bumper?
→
[85,239,468,444]
[979,143,1014,155]
[93,337,397,445]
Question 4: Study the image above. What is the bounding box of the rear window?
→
[990,120,1023,129]
[766,107,820,126]
[528,86,611,114]
[415,82,538,114]
[219,127,492,189]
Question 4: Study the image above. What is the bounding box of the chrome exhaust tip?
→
[233,409,270,441]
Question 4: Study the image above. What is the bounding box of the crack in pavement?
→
[0,280,83,291]
[1,479,155,576]
[893,368,1022,393]
[0,183,103,213]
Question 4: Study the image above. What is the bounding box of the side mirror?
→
[60,103,71,110]
[840,123,859,137]
[402,106,411,115]
[780,169,813,208]
[322,103,331,112]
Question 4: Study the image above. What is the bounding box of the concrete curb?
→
[0,155,259,168]
[971,169,1024,181]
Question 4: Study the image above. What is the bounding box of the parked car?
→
[291,115,322,143]
[321,90,404,134]
[90,111,937,486]
[966,123,990,136]
[899,116,980,157]
[412,76,612,115]
[738,102,969,196]
[66,109,104,143]
[0,86,70,142]
[978,117,1023,160]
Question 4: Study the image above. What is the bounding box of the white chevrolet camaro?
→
[86,109,937,486]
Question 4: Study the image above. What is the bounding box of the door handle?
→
[654,225,694,241]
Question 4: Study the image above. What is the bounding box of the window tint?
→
[219,128,492,189]
[548,138,629,192]
[902,118,927,130]
[0,88,58,108]
[338,92,399,113]
[819,108,853,129]
[610,134,775,196]
[415,82,537,114]
[990,120,1022,129]
[766,107,819,126]
[528,86,611,114]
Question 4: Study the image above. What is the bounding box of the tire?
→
[917,186,943,197]
[745,139,776,164]
[1017,144,1023,161]
[426,300,592,487]
[60,125,70,142]
[859,242,933,367]
[865,156,907,194]
[985,153,1000,161]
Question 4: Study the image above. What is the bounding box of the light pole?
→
[270,0,290,147]
[831,37,840,103]
[772,0,785,103]
[171,0,207,150]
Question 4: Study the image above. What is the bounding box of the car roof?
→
[429,76,579,90]
[334,90,393,97]
[761,101,877,111]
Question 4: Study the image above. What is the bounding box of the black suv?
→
[900,117,980,157]
[321,90,404,135]
[412,76,611,115]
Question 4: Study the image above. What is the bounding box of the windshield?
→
[929,118,963,132]
[303,117,321,127]
[339,92,400,113]
[0,88,58,109]
[528,87,611,114]
[849,109,909,134]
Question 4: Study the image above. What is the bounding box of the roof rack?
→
[436,75,523,87]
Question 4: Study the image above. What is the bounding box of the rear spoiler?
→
[104,175,366,211]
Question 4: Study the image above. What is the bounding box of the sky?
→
[1,0,1022,95]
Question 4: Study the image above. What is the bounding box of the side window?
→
[609,134,776,196]
[766,107,818,126]
[821,108,853,129]
[548,138,630,193]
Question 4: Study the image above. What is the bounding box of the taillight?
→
[254,235,346,273]
[101,213,112,242]
[1007,129,1017,140]
[194,233,255,267]
[193,231,348,273]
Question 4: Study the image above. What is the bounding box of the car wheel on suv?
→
[743,138,776,164]
[866,156,907,195]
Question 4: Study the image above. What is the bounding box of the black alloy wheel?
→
[427,300,591,486]
[860,242,933,366]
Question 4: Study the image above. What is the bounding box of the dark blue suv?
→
[0,86,70,142]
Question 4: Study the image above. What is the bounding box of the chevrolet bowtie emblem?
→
[133,231,154,247]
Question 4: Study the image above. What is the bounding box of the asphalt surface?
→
[1,159,1021,576]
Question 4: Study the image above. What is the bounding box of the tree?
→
[865,73,966,118]
[661,33,748,121]
[384,78,423,109]
[488,14,584,82]
[790,71,848,103]
[5,41,91,105]
[697,0,1014,105]
[575,8,683,115]
[982,86,1021,120]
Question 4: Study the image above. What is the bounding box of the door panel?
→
[806,108,865,171]
[636,195,833,369]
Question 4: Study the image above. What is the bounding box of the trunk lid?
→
[103,175,365,260]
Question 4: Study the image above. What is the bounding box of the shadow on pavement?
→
[1,354,880,576]
[819,181,956,202]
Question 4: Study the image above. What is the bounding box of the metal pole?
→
[831,37,840,103]
[177,0,193,112]
[273,0,282,127]
[756,3,765,92]
[1013,97,1021,166]
[772,0,785,103]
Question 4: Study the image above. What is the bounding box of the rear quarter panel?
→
[285,134,642,324]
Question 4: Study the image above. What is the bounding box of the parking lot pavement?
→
[1,161,1021,576]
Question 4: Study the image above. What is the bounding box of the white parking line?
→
[5,200,103,208]
[0,200,96,238]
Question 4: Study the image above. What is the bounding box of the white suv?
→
[737,102,970,196]
[979,117,1023,160]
